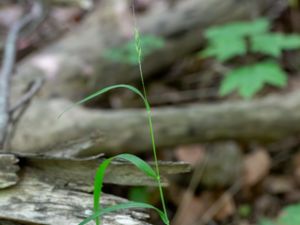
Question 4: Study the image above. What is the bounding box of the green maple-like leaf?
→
[220,61,287,98]
[204,18,270,40]
[251,33,284,57]
[201,18,300,61]
[201,36,247,61]
[280,34,300,49]
[277,203,300,225]
[201,18,269,61]
[251,33,300,57]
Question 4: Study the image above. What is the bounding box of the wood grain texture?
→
[20,154,190,188]
[0,154,19,189]
[0,168,150,225]
[0,152,190,224]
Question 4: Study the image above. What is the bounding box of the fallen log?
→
[12,0,284,101]
[11,90,300,155]
[0,154,19,189]
[0,154,151,225]
[0,152,188,224]
[0,169,150,225]
[20,153,191,187]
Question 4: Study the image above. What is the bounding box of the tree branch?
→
[0,3,43,148]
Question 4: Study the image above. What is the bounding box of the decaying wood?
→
[11,90,300,155]
[11,0,284,101]
[0,151,189,224]
[21,154,191,188]
[0,154,19,189]
[0,166,150,225]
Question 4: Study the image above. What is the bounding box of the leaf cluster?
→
[201,18,300,98]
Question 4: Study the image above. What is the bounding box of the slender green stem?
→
[134,22,169,223]
[146,110,169,223]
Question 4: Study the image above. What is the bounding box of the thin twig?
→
[0,2,43,148]
[10,77,44,113]
[4,77,44,150]
[198,182,241,225]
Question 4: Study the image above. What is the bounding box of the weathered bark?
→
[0,152,188,224]
[12,0,285,101]
[20,154,190,187]
[0,154,19,188]
[11,90,300,155]
[0,144,240,225]
[0,168,150,225]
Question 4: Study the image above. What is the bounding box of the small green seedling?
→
[238,204,251,218]
[201,18,300,98]
[59,29,169,225]
[129,187,150,203]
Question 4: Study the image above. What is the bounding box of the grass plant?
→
[59,15,169,225]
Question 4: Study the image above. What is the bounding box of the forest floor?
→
[1,1,300,225]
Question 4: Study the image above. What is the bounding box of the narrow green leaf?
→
[93,158,113,225]
[58,84,146,118]
[115,154,157,179]
[93,154,159,225]
[79,201,169,225]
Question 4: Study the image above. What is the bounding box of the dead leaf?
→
[172,191,235,225]
[243,149,271,187]
[214,192,236,221]
[175,144,205,166]
[264,176,294,194]
[172,191,206,225]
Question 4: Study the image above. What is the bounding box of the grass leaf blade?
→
[115,153,157,179]
[93,158,113,225]
[79,201,169,225]
[58,84,146,118]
